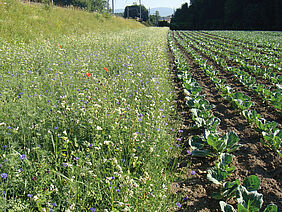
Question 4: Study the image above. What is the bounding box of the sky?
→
[115,0,190,10]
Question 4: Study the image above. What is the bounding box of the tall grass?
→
[0,0,144,42]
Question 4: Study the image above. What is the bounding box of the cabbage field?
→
[169,31,281,211]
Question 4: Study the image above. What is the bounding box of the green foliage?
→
[263,204,278,212]
[186,97,213,110]
[242,175,260,192]
[189,130,240,158]
[207,153,235,184]
[170,0,282,30]
[242,110,261,124]
[216,175,277,212]
[123,4,149,21]
[207,166,228,184]
[149,11,161,26]
[230,92,253,111]
[213,180,240,200]
[236,186,263,212]
[220,201,236,212]
[190,109,220,131]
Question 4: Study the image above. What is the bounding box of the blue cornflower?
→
[191,170,196,175]
[52,203,57,207]
[27,194,33,198]
[90,208,96,212]
[176,202,182,207]
[1,173,7,179]
[20,155,27,160]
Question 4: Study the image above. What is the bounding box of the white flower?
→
[117,165,122,172]
[112,158,117,164]
[70,203,76,210]
[34,194,40,201]
[104,140,111,145]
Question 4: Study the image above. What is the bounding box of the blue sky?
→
[115,0,190,9]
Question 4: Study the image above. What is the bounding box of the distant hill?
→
[115,7,174,17]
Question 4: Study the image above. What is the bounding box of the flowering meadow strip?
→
[0,28,180,210]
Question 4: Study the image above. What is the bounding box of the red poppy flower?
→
[86,72,91,77]
[104,67,109,72]
[58,45,61,48]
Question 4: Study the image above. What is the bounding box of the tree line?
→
[170,0,281,30]
[30,0,108,12]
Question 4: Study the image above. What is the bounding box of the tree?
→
[170,0,282,30]
[35,0,108,12]
[149,11,160,26]
[123,4,149,21]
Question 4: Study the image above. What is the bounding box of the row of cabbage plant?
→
[172,32,281,158]
[178,32,281,111]
[186,31,281,72]
[169,33,277,212]
[202,31,281,54]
